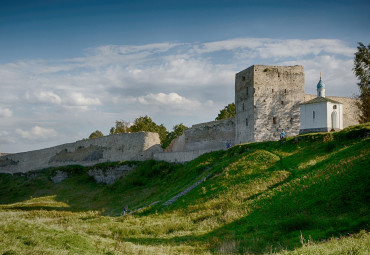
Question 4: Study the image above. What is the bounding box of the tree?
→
[109,120,131,135]
[130,116,168,146]
[353,42,370,123]
[215,103,235,120]
[88,130,104,139]
[162,123,188,149]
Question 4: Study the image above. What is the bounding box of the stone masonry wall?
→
[235,65,304,144]
[304,94,359,128]
[0,132,162,174]
[253,65,305,142]
[235,66,255,144]
[166,117,235,153]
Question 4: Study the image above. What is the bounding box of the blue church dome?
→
[317,77,325,89]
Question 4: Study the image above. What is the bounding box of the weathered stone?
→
[51,171,68,183]
[88,165,135,185]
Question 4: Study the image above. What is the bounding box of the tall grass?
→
[0,123,369,254]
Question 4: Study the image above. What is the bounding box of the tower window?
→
[242,103,245,111]
[246,87,249,96]
[333,105,337,109]
[290,118,293,124]
[273,117,277,124]
[242,76,245,81]
[272,89,274,93]
[285,89,287,93]
[313,111,315,119]
[246,118,248,126]
[281,101,284,105]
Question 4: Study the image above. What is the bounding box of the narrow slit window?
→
[272,89,274,93]
[246,87,249,96]
[273,117,277,124]
[285,89,287,93]
[281,101,284,105]
[290,118,293,124]
[313,111,315,119]
[246,118,248,126]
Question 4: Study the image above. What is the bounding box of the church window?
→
[313,111,315,119]
[246,118,248,126]
[333,105,337,109]
[273,117,277,124]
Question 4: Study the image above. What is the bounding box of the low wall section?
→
[0,132,162,174]
[166,118,235,153]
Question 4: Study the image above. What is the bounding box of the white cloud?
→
[67,92,101,106]
[138,92,202,108]
[35,91,62,105]
[0,107,12,117]
[16,126,58,140]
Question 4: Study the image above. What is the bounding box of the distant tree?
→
[130,116,168,146]
[216,103,235,120]
[353,42,370,123]
[162,123,188,149]
[88,130,104,139]
[109,120,131,134]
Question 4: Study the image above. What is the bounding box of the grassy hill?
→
[0,124,369,254]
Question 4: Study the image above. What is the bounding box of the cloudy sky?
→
[0,0,369,153]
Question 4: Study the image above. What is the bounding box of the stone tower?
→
[235,65,305,144]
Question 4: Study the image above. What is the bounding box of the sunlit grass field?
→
[0,124,369,254]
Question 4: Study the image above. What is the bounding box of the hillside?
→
[0,124,369,254]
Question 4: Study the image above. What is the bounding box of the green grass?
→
[0,123,369,254]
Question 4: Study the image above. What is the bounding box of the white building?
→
[300,75,343,134]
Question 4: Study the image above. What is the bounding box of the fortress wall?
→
[0,132,162,174]
[253,65,305,142]
[304,94,359,128]
[154,149,215,163]
[166,118,235,153]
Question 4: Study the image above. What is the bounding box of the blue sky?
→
[0,0,369,153]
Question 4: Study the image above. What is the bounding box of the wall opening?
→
[242,76,245,81]
[281,101,284,105]
[273,117,277,124]
[285,89,287,93]
[313,111,315,119]
[246,118,248,126]
[272,89,274,93]
[290,118,293,124]
[331,111,338,129]
[333,105,337,109]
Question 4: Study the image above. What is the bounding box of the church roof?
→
[317,77,325,89]
[300,96,342,105]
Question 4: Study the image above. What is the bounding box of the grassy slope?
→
[0,124,369,254]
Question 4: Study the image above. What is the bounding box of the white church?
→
[300,74,343,134]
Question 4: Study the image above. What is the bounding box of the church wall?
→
[300,103,328,131]
[304,95,359,128]
[0,132,162,174]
